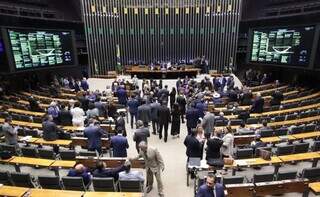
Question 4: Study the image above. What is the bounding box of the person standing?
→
[201,111,215,139]
[184,129,203,160]
[133,120,150,153]
[150,99,161,135]
[127,95,139,129]
[158,101,171,142]
[137,100,152,127]
[2,116,18,146]
[110,130,129,157]
[169,87,176,109]
[176,91,186,123]
[186,102,200,135]
[170,103,181,137]
[84,120,106,154]
[70,102,85,127]
[221,126,234,158]
[132,141,165,197]
[117,85,128,106]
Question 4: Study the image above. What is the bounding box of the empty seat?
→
[223,176,244,186]
[79,151,97,157]
[312,141,320,151]
[0,171,12,185]
[20,115,31,122]
[274,128,288,136]
[215,120,227,127]
[59,150,76,160]
[294,142,309,154]
[62,176,87,191]
[253,172,274,183]
[260,117,271,123]
[25,129,39,137]
[260,129,274,137]
[276,145,294,156]
[38,175,62,189]
[286,114,297,120]
[277,170,297,180]
[301,167,320,181]
[92,177,116,192]
[269,105,280,111]
[304,124,316,132]
[246,118,259,124]
[118,180,143,192]
[38,149,55,159]
[299,112,309,118]
[0,144,18,155]
[10,172,35,188]
[21,147,38,158]
[290,126,305,134]
[274,115,285,122]
[236,148,253,159]
[230,119,243,126]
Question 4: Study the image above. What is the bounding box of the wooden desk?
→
[8,108,45,117]
[291,131,320,140]
[34,138,72,147]
[84,192,143,197]
[71,137,110,149]
[234,135,255,146]
[255,179,309,196]
[225,183,255,197]
[282,92,320,104]
[261,135,295,143]
[0,185,29,197]
[17,100,49,108]
[50,160,76,168]
[254,85,288,94]
[76,156,145,169]
[62,126,85,132]
[8,156,55,169]
[30,188,83,197]
[20,92,70,103]
[309,182,320,195]
[278,152,320,163]
[248,83,275,91]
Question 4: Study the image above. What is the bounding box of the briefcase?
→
[259,149,271,160]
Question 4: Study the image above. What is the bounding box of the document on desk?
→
[235,160,249,166]
[20,136,32,142]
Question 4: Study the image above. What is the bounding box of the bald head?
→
[75,164,85,173]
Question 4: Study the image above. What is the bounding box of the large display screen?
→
[7,28,75,70]
[249,26,315,66]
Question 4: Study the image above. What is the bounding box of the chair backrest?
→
[230,119,243,126]
[21,147,38,158]
[1,144,18,155]
[276,145,294,156]
[301,167,320,181]
[118,180,143,192]
[236,148,253,159]
[223,176,244,186]
[10,172,35,188]
[215,120,227,127]
[312,141,320,152]
[38,148,55,159]
[59,150,77,160]
[294,142,309,154]
[246,118,259,124]
[286,114,297,121]
[255,147,272,157]
[253,172,274,183]
[38,175,62,189]
[277,170,297,180]
[79,151,97,157]
[0,171,12,185]
[290,126,305,134]
[62,176,86,191]
[274,116,285,122]
[304,124,316,132]
[274,128,288,136]
[92,177,116,192]
[25,129,39,137]
[260,129,274,137]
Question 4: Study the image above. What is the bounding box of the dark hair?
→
[61,104,66,109]
[88,102,95,110]
[74,102,81,108]
[262,120,268,127]
[5,116,12,122]
[191,128,197,136]
[125,164,131,173]
[240,122,245,128]
[96,161,105,171]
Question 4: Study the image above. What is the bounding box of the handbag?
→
[260,149,271,160]
[223,157,234,165]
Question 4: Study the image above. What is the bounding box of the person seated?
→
[256,120,271,135]
[92,161,126,181]
[28,96,43,112]
[237,122,253,135]
[197,174,224,197]
[250,134,266,153]
[250,92,264,113]
[67,163,91,186]
[86,102,99,119]
[270,90,284,106]
[119,160,144,181]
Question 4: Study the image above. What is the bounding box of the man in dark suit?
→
[240,89,253,106]
[186,102,200,135]
[110,130,129,157]
[133,120,150,153]
[127,95,139,129]
[117,85,128,106]
[137,100,152,127]
[84,120,106,153]
[150,99,161,134]
[94,97,106,116]
[157,101,171,142]
[251,92,265,113]
[42,115,60,141]
[270,90,284,106]
[92,161,126,181]
[184,129,202,159]
[58,105,72,126]
[197,174,225,197]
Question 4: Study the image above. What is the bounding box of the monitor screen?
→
[249,26,315,66]
[7,28,75,70]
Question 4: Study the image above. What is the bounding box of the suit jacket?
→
[42,120,59,141]
[127,98,139,114]
[150,102,161,121]
[206,137,223,159]
[184,135,202,158]
[2,123,17,145]
[137,146,164,173]
[186,107,200,128]
[157,105,171,125]
[137,104,151,123]
[94,101,106,116]
[270,91,283,106]
[117,88,127,105]
[241,92,253,106]
[111,134,129,157]
[133,127,150,150]
[202,113,215,135]
[197,183,225,197]
[251,97,264,113]
[84,125,104,150]
[58,109,72,126]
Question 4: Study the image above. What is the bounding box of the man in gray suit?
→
[2,116,18,145]
[133,120,150,153]
[137,100,152,127]
[132,141,165,197]
[150,99,161,135]
[202,111,215,139]
[42,115,60,141]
